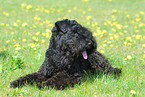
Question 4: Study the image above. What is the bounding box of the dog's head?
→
[50,19,97,60]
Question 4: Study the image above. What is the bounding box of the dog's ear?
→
[55,19,68,32]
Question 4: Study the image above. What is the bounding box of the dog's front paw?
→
[10,81,19,88]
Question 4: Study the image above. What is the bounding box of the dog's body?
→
[10,19,122,89]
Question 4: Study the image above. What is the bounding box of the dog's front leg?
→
[40,71,82,89]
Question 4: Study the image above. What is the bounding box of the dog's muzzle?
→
[82,41,95,60]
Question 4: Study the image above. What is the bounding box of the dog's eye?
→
[72,32,78,36]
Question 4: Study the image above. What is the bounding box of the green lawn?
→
[0,0,145,96]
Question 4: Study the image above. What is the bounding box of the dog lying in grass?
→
[10,19,122,89]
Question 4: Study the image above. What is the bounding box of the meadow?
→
[0,0,145,96]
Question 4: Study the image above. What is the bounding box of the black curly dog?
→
[10,19,122,89]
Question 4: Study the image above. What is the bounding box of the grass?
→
[0,0,145,96]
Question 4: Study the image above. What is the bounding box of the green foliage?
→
[10,54,25,70]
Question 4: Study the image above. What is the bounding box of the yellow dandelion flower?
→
[139,11,144,15]
[113,18,116,21]
[125,25,128,28]
[82,11,86,14]
[21,3,26,8]
[113,9,117,13]
[100,50,104,54]
[45,9,50,14]
[142,44,145,47]
[94,22,98,25]
[91,24,95,27]
[126,37,132,40]
[13,22,18,26]
[109,33,112,36]
[119,32,124,35]
[14,44,20,47]
[100,35,103,37]
[22,22,27,27]
[136,18,141,22]
[103,40,107,43]
[33,48,37,50]
[127,43,132,46]
[36,44,39,47]
[13,39,16,42]
[6,24,10,26]
[136,35,142,39]
[88,8,92,11]
[32,36,39,42]
[107,41,111,44]
[36,32,40,36]
[82,0,88,2]
[110,37,114,40]
[108,0,112,2]
[26,5,32,10]
[111,15,115,18]
[31,44,35,48]
[32,36,36,40]
[42,39,46,43]
[46,29,50,33]
[28,43,35,48]
[102,30,107,34]
[49,24,53,27]
[28,33,32,36]
[130,20,135,24]
[63,17,67,19]
[45,33,50,38]
[143,54,145,58]
[42,33,46,36]
[37,17,41,21]
[124,42,127,45]
[87,22,90,25]
[1,23,5,26]
[124,58,127,60]
[110,44,114,47]
[130,90,136,94]
[6,40,10,43]
[17,20,21,22]
[124,30,127,33]
[22,39,27,42]
[126,14,130,18]
[3,12,9,16]
[127,55,132,60]
[135,30,139,33]
[112,28,116,32]
[4,48,7,51]
[116,24,122,29]
[92,33,97,37]
[104,22,107,25]
[67,10,72,13]
[73,7,77,10]
[33,25,37,28]
[139,23,143,27]
[86,16,92,20]
[103,44,107,47]
[15,47,21,51]
[11,32,14,34]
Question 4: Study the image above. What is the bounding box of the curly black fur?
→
[10,19,122,89]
